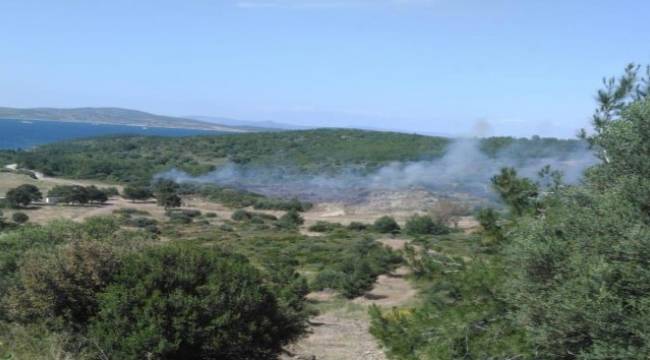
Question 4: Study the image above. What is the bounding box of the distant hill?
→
[0,107,246,132]
[188,115,308,131]
[0,128,586,186]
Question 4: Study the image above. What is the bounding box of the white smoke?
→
[157,138,599,201]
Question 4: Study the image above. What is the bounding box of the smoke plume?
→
[157,138,599,202]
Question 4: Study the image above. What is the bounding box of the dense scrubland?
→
[0,65,648,359]
[370,64,650,359]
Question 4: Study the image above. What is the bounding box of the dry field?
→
[302,189,481,232]
[2,169,480,233]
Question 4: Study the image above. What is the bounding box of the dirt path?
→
[283,238,415,360]
[284,304,388,360]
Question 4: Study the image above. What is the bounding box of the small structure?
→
[45,197,62,205]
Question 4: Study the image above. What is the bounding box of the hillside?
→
[188,115,306,131]
[0,107,246,132]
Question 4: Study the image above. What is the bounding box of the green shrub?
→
[82,217,120,240]
[404,214,451,236]
[89,245,305,359]
[8,241,119,329]
[370,251,528,359]
[339,262,375,299]
[121,186,152,202]
[253,197,313,212]
[308,221,343,233]
[100,187,120,197]
[6,184,42,208]
[312,269,345,290]
[180,209,201,218]
[311,238,401,299]
[11,212,29,224]
[231,209,252,221]
[373,216,400,234]
[166,212,192,224]
[143,224,160,234]
[276,210,304,229]
[123,217,157,228]
[347,222,369,231]
[205,212,217,218]
[112,208,150,217]
[219,224,234,232]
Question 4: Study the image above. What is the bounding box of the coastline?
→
[0,117,247,133]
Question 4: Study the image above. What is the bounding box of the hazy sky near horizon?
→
[1,0,648,138]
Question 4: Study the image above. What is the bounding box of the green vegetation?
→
[308,221,345,233]
[403,214,451,236]
[122,185,153,202]
[90,245,303,359]
[11,212,28,224]
[0,191,401,359]
[0,69,635,359]
[190,183,313,211]
[0,216,320,359]
[47,185,111,205]
[312,238,402,298]
[231,209,277,223]
[0,128,584,188]
[5,184,42,208]
[370,65,650,359]
[373,216,401,234]
[276,209,304,229]
[152,179,182,209]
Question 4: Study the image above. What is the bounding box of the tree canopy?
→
[6,184,42,208]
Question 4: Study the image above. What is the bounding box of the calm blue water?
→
[0,118,221,149]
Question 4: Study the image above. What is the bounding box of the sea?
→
[0,118,221,150]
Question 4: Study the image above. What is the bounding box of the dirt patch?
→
[285,252,417,359]
[456,216,481,233]
[377,238,409,251]
[306,290,337,302]
[302,189,482,230]
[283,307,387,360]
[353,266,416,308]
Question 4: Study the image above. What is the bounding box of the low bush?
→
[89,245,305,359]
[347,222,369,231]
[112,208,150,217]
[373,216,400,234]
[253,197,313,212]
[179,209,201,218]
[188,184,313,212]
[231,209,252,221]
[404,214,451,236]
[100,187,120,197]
[276,210,304,229]
[167,212,192,224]
[311,238,402,298]
[308,221,344,233]
[11,212,29,224]
[122,217,157,229]
[312,269,345,290]
[7,241,119,329]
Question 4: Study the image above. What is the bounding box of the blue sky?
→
[0,0,648,138]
